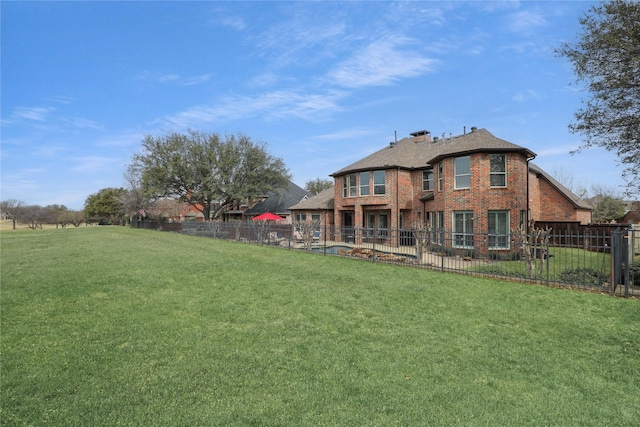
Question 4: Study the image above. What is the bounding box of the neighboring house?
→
[243,180,311,223]
[291,127,593,250]
[288,186,335,225]
[621,201,640,224]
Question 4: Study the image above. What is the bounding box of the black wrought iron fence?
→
[137,221,639,297]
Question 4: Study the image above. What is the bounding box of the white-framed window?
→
[373,170,386,195]
[343,174,357,197]
[422,169,434,191]
[455,156,471,189]
[437,163,443,191]
[488,210,509,249]
[490,154,506,187]
[359,171,370,196]
[453,211,474,248]
[295,213,306,223]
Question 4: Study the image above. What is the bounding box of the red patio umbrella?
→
[252,212,285,221]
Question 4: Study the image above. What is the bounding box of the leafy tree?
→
[132,131,290,220]
[556,0,640,195]
[84,188,128,224]
[592,195,626,222]
[305,178,333,195]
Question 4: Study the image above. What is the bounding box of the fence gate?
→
[610,228,629,297]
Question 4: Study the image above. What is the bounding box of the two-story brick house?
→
[290,127,592,251]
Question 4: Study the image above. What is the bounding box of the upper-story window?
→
[359,171,370,196]
[454,156,471,189]
[373,170,386,195]
[437,163,443,191]
[490,154,507,187]
[342,174,357,197]
[422,169,434,191]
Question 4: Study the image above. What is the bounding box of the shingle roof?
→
[244,181,312,215]
[289,186,335,211]
[331,128,536,175]
[529,163,593,210]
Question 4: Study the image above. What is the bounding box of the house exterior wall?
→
[418,153,529,242]
[529,173,591,224]
[327,139,591,248]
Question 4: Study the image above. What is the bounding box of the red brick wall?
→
[331,151,591,242]
[418,153,529,233]
[533,176,590,223]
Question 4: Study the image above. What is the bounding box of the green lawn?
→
[472,246,612,284]
[1,226,639,426]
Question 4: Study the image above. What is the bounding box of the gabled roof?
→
[529,163,593,210]
[289,187,335,211]
[244,181,312,216]
[331,128,535,176]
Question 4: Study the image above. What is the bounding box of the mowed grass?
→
[472,246,612,281]
[1,227,638,426]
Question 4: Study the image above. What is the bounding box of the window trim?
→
[342,174,357,198]
[453,210,474,248]
[454,156,471,189]
[422,169,434,191]
[359,171,370,196]
[488,210,510,250]
[490,153,507,188]
[373,170,386,195]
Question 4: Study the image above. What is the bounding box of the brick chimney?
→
[410,130,431,143]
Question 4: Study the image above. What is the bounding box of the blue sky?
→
[1,1,627,210]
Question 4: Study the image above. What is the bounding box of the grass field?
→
[1,226,639,426]
[471,245,612,282]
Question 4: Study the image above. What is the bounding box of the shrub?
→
[631,258,640,286]
[559,268,609,287]
[476,265,530,279]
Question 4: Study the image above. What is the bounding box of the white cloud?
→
[12,107,56,121]
[513,89,542,103]
[328,36,437,88]
[314,128,377,140]
[181,74,212,86]
[254,5,349,68]
[217,15,246,31]
[70,156,123,172]
[160,89,347,129]
[507,9,548,34]
[135,71,210,86]
[535,144,580,157]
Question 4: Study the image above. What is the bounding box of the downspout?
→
[526,154,536,224]
[396,168,400,231]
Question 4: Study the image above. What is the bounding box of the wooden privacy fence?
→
[534,221,632,249]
